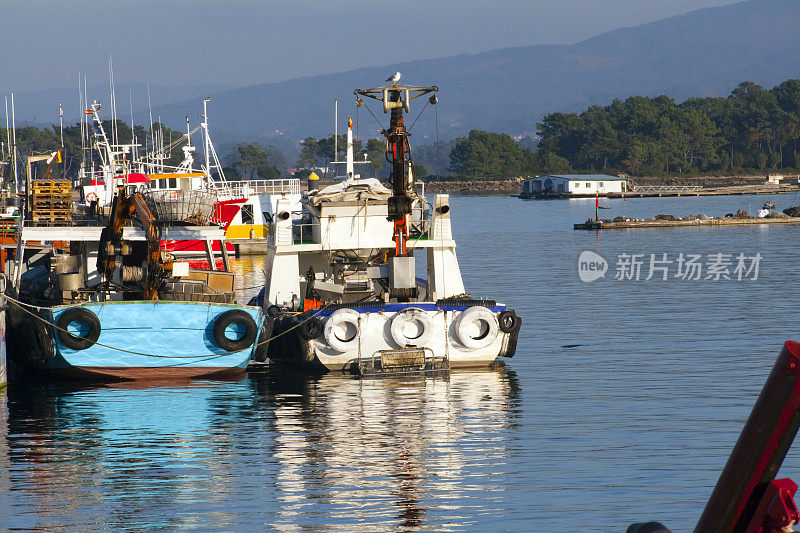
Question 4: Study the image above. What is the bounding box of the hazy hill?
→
[9,83,233,127]
[144,0,800,145]
[15,0,800,148]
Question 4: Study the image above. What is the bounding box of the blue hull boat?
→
[7,181,266,382]
[43,301,262,380]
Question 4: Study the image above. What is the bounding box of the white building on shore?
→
[521,174,628,197]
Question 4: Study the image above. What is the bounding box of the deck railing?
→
[213,179,301,200]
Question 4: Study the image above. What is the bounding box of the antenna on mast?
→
[203,97,211,181]
[334,98,338,177]
[10,92,18,195]
[109,55,119,147]
[4,97,8,159]
[147,83,154,155]
[59,101,65,178]
[198,98,225,185]
[78,74,84,177]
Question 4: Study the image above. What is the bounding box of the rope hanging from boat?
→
[3,292,333,360]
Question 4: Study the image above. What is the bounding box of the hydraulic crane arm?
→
[98,185,173,299]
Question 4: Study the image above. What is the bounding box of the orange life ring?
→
[86,192,98,202]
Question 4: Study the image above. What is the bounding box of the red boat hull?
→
[163,239,236,255]
[48,365,247,382]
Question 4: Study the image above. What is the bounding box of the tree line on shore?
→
[6,78,800,182]
[448,79,800,179]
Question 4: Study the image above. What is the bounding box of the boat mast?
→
[202,97,211,182]
[59,102,64,178]
[334,98,338,178]
[10,92,18,195]
[354,81,437,258]
[4,97,9,192]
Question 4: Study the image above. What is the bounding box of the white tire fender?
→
[455,306,499,349]
[390,307,435,348]
[323,309,361,352]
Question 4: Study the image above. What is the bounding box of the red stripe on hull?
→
[50,366,246,382]
[163,240,236,254]
[213,198,247,230]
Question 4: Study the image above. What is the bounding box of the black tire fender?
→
[214,309,258,352]
[56,307,101,350]
[252,316,275,363]
[498,310,520,333]
[299,317,323,340]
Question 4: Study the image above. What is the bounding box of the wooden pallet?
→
[32,204,70,212]
[32,207,72,220]
[32,186,71,195]
[31,180,71,195]
[32,218,71,227]
[32,199,71,209]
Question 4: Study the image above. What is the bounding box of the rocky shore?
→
[309,174,799,195]
[419,174,799,194]
[420,178,523,194]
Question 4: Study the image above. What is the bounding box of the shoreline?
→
[420,174,800,195]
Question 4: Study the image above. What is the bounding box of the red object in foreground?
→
[744,478,799,533]
[695,340,800,533]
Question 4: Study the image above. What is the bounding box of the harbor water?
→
[2,192,800,531]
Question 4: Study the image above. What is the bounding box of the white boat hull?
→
[267,303,521,373]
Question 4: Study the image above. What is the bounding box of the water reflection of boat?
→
[250,366,520,529]
[1,366,520,530]
[3,379,249,529]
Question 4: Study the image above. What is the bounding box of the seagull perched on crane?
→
[386,72,402,83]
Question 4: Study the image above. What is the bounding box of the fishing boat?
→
[259,79,522,373]
[5,185,265,381]
[80,99,301,255]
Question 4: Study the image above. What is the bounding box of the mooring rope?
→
[3,292,331,360]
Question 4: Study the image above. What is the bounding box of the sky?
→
[1,0,742,93]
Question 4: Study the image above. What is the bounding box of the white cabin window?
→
[574,182,580,188]
[599,182,604,187]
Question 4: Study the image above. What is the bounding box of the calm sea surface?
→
[3,192,800,531]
